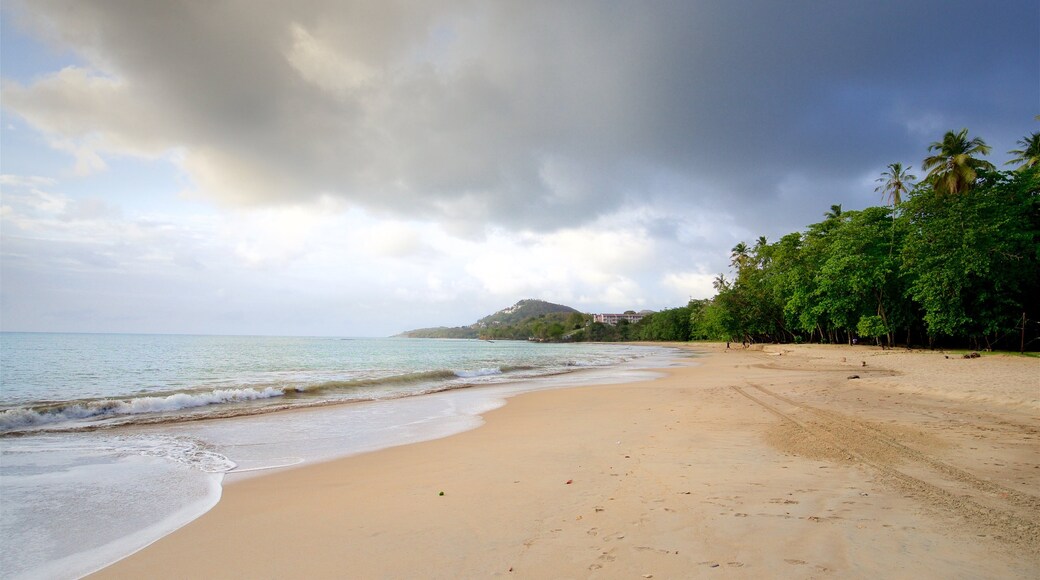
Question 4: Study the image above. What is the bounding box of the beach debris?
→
[861,361,867,367]
[847,374,860,379]
[566,479,573,484]
[643,574,654,578]
[963,352,981,359]
[508,567,513,572]
[439,491,445,496]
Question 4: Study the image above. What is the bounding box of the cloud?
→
[3,0,1034,238]
[361,221,428,259]
[1,173,726,333]
[662,272,717,301]
[2,1,1035,334]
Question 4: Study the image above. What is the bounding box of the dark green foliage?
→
[638,305,692,341]
[398,326,479,339]
[1007,131,1040,170]
[399,299,583,340]
[704,144,1039,350]
[475,299,580,327]
[900,167,1039,348]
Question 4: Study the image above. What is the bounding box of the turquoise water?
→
[0,334,645,432]
[0,333,676,579]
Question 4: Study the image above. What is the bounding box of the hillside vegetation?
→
[398,299,581,340]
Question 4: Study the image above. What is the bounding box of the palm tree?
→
[730,242,749,269]
[1007,131,1040,170]
[922,129,995,194]
[713,273,730,292]
[874,162,916,206]
[824,204,842,220]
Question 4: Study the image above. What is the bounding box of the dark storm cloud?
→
[3,0,1036,235]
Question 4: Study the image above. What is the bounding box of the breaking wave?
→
[0,365,569,434]
[454,367,502,378]
[0,387,286,432]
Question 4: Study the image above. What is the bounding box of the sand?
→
[92,343,1040,579]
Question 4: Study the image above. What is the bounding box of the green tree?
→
[1007,131,1040,171]
[856,315,889,346]
[566,312,588,330]
[641,304,692,341]
[815,207,902,346]
[547,322,566,340]
[900,167,1038,348]
[875,162,916,206]
[922,129,995,195]
[730,242,750,269]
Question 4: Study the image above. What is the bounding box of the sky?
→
[1,1,1036,337]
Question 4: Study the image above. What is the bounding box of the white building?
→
[592,312,649,325]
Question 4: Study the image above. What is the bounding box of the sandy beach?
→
[92,344,1039,579]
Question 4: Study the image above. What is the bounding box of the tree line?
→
[650,127,1039,351]
[440,127,1038,351]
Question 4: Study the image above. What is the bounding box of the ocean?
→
[0,333,678,579]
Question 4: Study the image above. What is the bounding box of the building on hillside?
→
[592,312,650,325]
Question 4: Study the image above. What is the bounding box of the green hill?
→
[396,326,479,339]
[397,299,581,339]
[475,299,580,328]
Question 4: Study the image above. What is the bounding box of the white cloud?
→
[0,174,57,188]
[285,23,378,96]
[361,220,428,259]
[2,66,174,165]
[661,272,716,301]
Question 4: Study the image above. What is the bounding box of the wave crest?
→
[454,367,502,378]
[0,386,285,432]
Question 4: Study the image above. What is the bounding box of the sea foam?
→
[0,386,285,432]
[454,367,503,378]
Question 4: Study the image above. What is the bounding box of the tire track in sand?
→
[731,384,1040,550]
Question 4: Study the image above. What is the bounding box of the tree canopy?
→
[922,129,995,195]
[1008,131,1040,170]
[697,127,1039,351]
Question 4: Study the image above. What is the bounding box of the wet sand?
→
[93,343,1040,578]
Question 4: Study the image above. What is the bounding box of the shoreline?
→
[3,342,677,580]
[92,343,1039,578]
[36,345,676,579]
[0,341,668,436]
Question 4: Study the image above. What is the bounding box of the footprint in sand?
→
[635,546,671,555]
[587,528,599,537]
